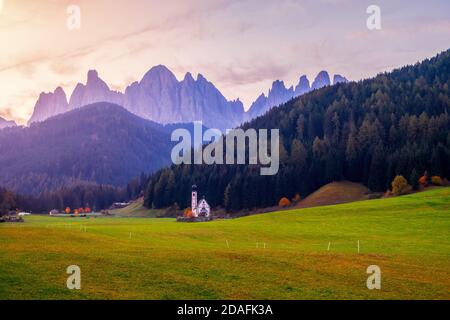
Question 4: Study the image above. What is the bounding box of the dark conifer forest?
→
[0,184,130,215]
[144,49,450,212]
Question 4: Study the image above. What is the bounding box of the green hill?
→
[0,188,449,299]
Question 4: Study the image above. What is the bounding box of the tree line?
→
[0,174,148,214]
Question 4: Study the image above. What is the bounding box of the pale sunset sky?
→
[0,0,449,124]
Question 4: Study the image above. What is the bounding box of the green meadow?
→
[0,188,449,300]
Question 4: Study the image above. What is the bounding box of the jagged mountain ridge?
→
[28,67,245,130]
[247,71,348,119]
[28,67,347,129]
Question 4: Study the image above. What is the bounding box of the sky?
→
[0,0,449,125]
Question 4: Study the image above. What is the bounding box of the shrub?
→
[431,176,443,186]
[392,175,408,196]
[419,175,428,187]
[184,208,193,218]
[279,197,292,208]
[292,194,302,204]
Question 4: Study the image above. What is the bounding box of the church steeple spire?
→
[191,185,198,217]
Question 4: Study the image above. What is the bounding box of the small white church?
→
[191,185,211,218]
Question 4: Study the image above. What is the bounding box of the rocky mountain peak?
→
[333,74,349,84]
[87,69,99,82]
[68,70,123,111]
[184,72,195,82]
[270,80,287,93]
[196,73,208,84]
[143,65,177,83]
[311,71,331,90]
[295,75,311,96]
[28,87,69,125]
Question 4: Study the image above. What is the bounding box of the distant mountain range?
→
[0,103,188,195]
[0,117,16,129]
[3,67,347,195]
[28,67,347,130]
[247,71,347,119]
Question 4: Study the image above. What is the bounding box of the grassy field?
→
[0,188,449,300]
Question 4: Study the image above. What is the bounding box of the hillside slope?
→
[296,181,371,209]
[0,103,174,195]
[111,198,164,218]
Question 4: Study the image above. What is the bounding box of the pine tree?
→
[368,143,386,191]
[409,168,420,190]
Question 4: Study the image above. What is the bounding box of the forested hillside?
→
[0,103,173,195]
[144,49,450,211]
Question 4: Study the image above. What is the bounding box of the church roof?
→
[198,199,210,207]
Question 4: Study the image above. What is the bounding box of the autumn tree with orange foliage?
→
[184,208,193,218]
[431,176,443,186]
[279,197,292,208]
[419,175,428,187]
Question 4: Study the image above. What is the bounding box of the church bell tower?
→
[191,185,198,217]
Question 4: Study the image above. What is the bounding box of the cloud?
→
[0,0,244,76]
[0,105,28,124]
[213,60,292,87]
[171,55,293,87]
[1,0,449,124]
[0,107,15,120]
